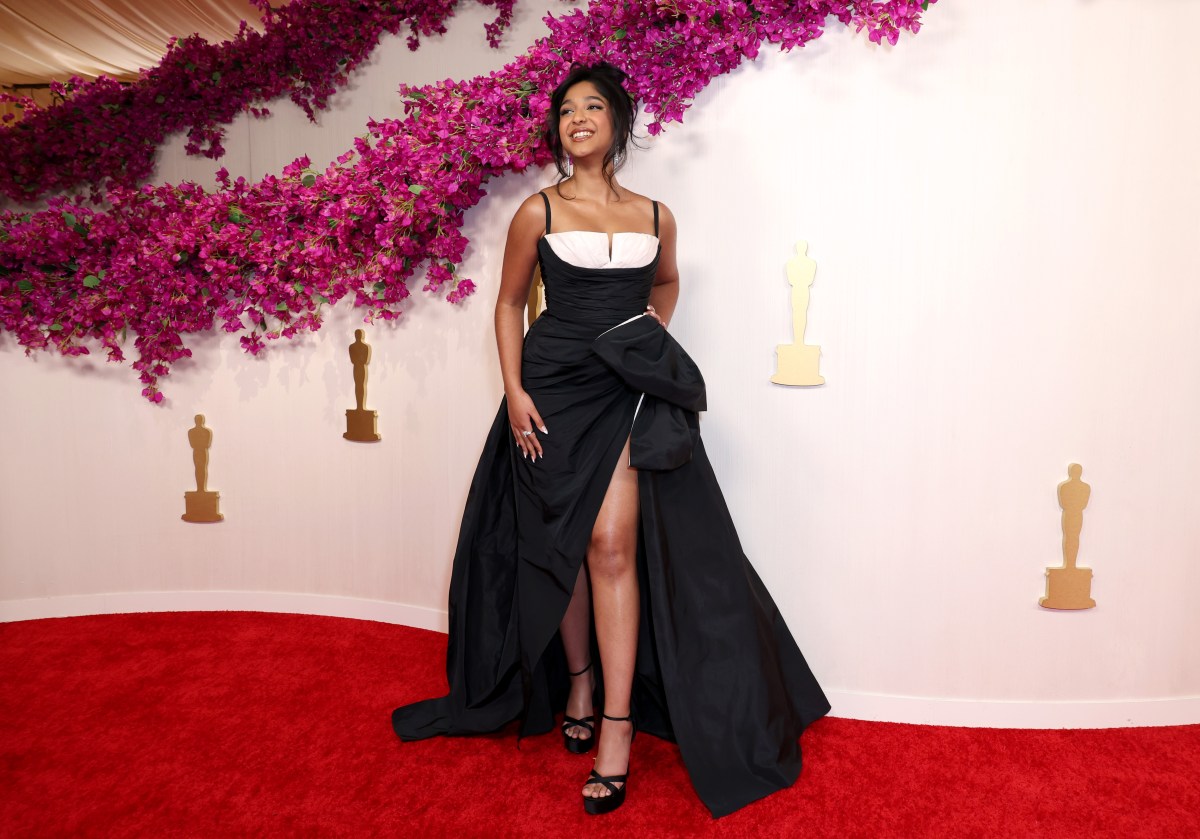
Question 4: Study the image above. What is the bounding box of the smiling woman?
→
[544,64,639,194]
[391,61,830,819]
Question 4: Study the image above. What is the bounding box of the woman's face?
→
[558,81,614,162]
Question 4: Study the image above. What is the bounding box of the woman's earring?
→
[614,148,625,168]
[566,155,573,178]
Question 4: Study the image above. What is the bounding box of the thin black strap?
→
[539,191,551,235]
[568,661,592,677]
[602,712,633,722]
[652,201,659,237]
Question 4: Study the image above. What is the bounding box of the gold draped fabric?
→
[0,1,277,118]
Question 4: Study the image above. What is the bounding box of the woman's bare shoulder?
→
[623,188,671,213]
[616,186,652,207]
[647,197,676,235]
[517,190,550,214]
[508,191,549,231]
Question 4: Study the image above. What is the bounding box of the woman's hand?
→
[507,388,548,462]
[645,304,667,328]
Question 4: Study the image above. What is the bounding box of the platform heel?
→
[582,712,635,815]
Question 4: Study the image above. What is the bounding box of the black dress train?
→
[392,193,830,818]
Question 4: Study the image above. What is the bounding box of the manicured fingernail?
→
[523,451,527,459]
[539,425,548,434]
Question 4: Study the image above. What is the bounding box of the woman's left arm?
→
[647,202,679,328]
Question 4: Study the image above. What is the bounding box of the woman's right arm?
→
[495,194,549,461]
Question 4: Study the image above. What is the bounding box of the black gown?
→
[392,193,830,818]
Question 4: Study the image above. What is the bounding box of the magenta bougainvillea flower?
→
[0,0,516,203]
[0,0,934,401]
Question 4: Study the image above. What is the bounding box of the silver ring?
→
[521,430,533,437]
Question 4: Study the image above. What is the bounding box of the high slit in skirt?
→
[392,310,830,818]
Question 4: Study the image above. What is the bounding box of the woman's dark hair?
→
[544,61,639,197]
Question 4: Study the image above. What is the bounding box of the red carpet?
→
[1,612,1196,838]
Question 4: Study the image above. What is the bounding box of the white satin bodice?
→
[543,231,659,270]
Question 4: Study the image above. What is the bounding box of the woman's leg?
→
[560,566,594,740]
[583,437,639,798]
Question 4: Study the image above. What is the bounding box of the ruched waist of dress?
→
[536,307,648,332]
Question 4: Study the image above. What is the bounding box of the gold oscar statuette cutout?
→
[771,240,825,386]
[344,329,381,442]
[1040,463,1096,610]
[182,414,224,523]
[527,263,546,327]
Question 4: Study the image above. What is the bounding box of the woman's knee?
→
[587,534,634,580]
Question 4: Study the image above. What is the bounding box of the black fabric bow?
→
[591,315,707,471]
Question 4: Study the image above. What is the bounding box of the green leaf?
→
[251,229,263,242]
[48,323,63,331]
[155,94,166,104]
[408,184,426,195]
[17,280,32,292]
[301,174,316,188]
[373,281,387,292]
[228,208,246,224]
[72,224,87,236]
[82,274,101,288]
[275,301,289,312]
[293,281,305,293]
[62,212,77,227]
[614,28,627,40]
[185,62,196,71]
[316,294,330,305]
[405,91,426,101]
[200,287,211,297]
[211,71,222,82]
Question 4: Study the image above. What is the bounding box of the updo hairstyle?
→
[543,61,639,196]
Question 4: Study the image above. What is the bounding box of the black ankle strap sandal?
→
[582,712,636,816]
[561,662,595,755]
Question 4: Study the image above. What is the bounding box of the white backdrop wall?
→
[3,1,1199,727]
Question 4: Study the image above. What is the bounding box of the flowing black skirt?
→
[392,313,830,818]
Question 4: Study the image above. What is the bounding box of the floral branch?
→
[0,0,516,203]
[0,0,933,402]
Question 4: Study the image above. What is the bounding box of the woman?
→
[392,62,830,818]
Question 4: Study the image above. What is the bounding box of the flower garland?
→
[0,0,515,203]
[0,0,933,402]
